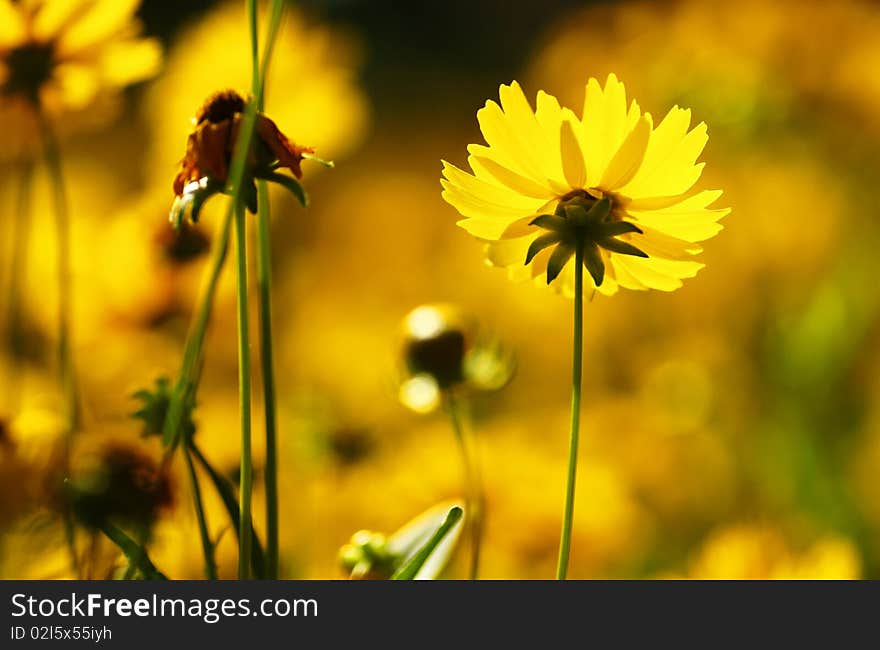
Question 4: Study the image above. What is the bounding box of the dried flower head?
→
[170,89,320,226]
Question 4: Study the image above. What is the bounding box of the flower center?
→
[525,192,648,286]
[2,42,56,103]
[195,89,246,124]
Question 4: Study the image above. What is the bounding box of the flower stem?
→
[556,241,584,580]
[445,391,484,580]
[255,180,279,579]
[35,108,81,579]
[36,109,79,435]
[248,0,285,581]
[233,199,254,580]
[162,210,232,457]
[183,442,217,579]
[6,161,34,374]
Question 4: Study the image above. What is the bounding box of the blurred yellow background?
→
[1,0,878,579]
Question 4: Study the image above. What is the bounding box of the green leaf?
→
[583,243,606,286]
[529,214,568,231]
[596,220,642,237]
[190,442,266,578]
[525,232,562,264]
[546,242,575,284]
[391,506,463,580]
[242,179,258,214]
[599,237,648,258]
[259,171,309,208]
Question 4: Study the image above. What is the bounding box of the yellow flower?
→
[0,0,161,158]
[441,75,728,296]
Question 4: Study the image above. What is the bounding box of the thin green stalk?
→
[233,200,254,580]
[249,0,282,582]
[556,242,584,580]
[445,392,483,580]
[35,108,81,578]
[100,524,167,580]
[36,110,79,435]
[7,161,34,370]
[248,0,272,579]
[183,443,217,579]
[255,181,279,579]
[162,210,233,456]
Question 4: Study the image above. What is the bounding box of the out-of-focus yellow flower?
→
[144,1,368,188]
[441,76,728,296]
[672,525,861,580]
[0,0,161,158]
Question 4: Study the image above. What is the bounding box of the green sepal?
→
[598,237,648,258]
[585,196,612,223]
[562,202,591,227]
[257,171,309,208]
[583,242,606,287]
[525,232,563,264]
[596,220,642,237]
[529,214,568,231]
[546,242,575,284]
[302,152,335,168]
[391,506,463,580]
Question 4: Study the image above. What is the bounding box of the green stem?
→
[247,0,286,581]
[6,161,34,371]
[162,210,233,455]
[35,108,81,579]
[445,392,483,580]
[255,180,279,579]
[556,241,584,580]
[37,109,79,435]
[233,200,254,580]
[100,524,167,580]
[183,443,217,579]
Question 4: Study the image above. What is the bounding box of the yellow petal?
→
[56,0,140,55]
[99,38,162,86]
[614,255,703,291]
[32,0,91,41]
[51,62,100,109]
[469,154,555,199]
[620,106,709,198]
[623,227,702,261]
[534,90,567,186]
[627,189,729,242]
[580,74,639,185]
[0,0,26,48]
[441,161,545,211]
[600,113,652,190]
[560,115,586,188]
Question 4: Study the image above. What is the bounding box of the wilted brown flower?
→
[172,89,313,197]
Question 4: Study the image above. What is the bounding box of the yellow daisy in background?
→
[0,0,161,159]
[441,74,728,296]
